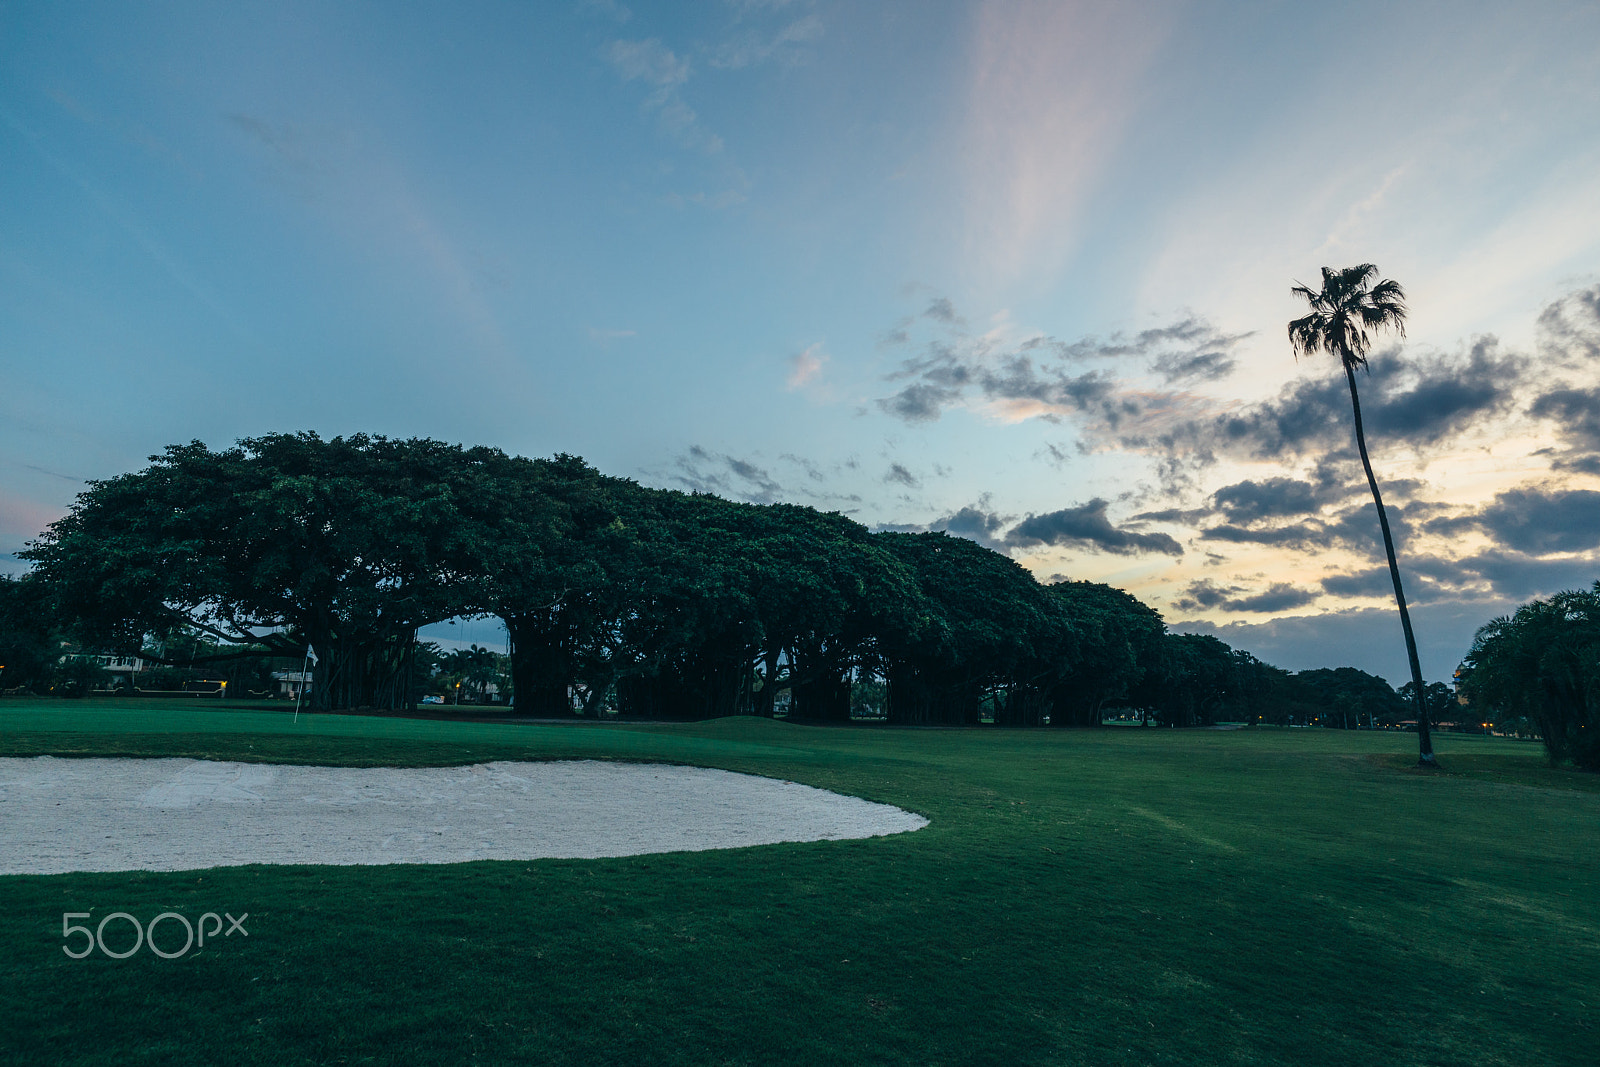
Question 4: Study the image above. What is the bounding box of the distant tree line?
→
[5,433,1449,729]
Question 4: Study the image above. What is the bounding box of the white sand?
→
[0,757,926,875]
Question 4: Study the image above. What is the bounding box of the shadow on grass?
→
[1371,748,1600,793]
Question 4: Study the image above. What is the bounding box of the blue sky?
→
[4,0,1600,684]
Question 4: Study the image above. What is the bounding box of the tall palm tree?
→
[1289,264,1436,766]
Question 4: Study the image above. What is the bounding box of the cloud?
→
[1194,337,1526,461]
[1411,485,1600,560]
[884,463,920,488]
[1536,283,1600,365]
[1523,375,1600,470]
[786,343,827,390]
[873,498,1014,551]
[1173,579,1317,614]
[933,504,1010,550]
[1151,348,1236,384]
[1199,523,1329,550]
[606,38,690,86]
[1318,568,1399,600]
[1528,386,1600,461]
[1450,550,1600,599]
[1097,285,1598,486]
[1314,539,1600,609]
[778,452,827,483]
[1004,498,1183,556]
[1316,562,1464,607]
[875,313,1252,426]
[1197,500,1418,554]
[711,12,823,69]
[605,39,722,153]
[1171,603,1506,683]
[588,327,636,343]
[670,445,783,503]
[878,381,964,424]
[1474,487,1600,555]
[1210,477,1328,523]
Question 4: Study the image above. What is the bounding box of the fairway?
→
[1,702,1596,1066]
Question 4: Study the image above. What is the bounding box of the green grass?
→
[1,699,1596,1066]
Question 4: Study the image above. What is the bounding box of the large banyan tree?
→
[26,432,1198,722]
[25,434,498,710]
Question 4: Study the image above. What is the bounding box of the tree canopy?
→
[16,432,1407,731]
[1459,583,1600,770]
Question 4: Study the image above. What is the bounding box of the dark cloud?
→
[1418,512,1477,539]
[1174,579,1230,610]
[1473,487,1600,555]
[1133,506,1208,524]
[1558,454,1600,475]
[884,463,920,488]
[923,297,959,324]
[933,505,1010,550]
[1527,385,1600,470]
[1005,499,1184,556]
[1367,341,1522,444]
[1211,477,1324,523]
[1197,499,1417,554]
[1200,522,1328,550]
[1318,544,1600,608]
[878,382,961,423]
[1319,568,1397,600]
[669,445,783,503]
[870,500,1013,551]
[1172,579,1317,614]
[1222,583,1318,613]
[1193,338,1526,461]
[1452,549,1600,598]
[1316,563,1463,606]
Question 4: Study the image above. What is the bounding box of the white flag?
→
[305,645,319,666]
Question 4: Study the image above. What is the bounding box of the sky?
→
[3,0,1599,684]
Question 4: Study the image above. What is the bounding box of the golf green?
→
[1,700,1595,1066]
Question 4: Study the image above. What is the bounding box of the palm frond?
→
[1288,263,1403,372]
[1286,313,1324,360]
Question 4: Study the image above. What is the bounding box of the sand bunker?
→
[0,757,927,875]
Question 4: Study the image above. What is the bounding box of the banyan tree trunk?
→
[793,673,852,721]
[506,614,577,717]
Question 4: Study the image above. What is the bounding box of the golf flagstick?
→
[294,644,317,722]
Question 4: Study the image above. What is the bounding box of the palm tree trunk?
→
[1345,364,1437,766]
